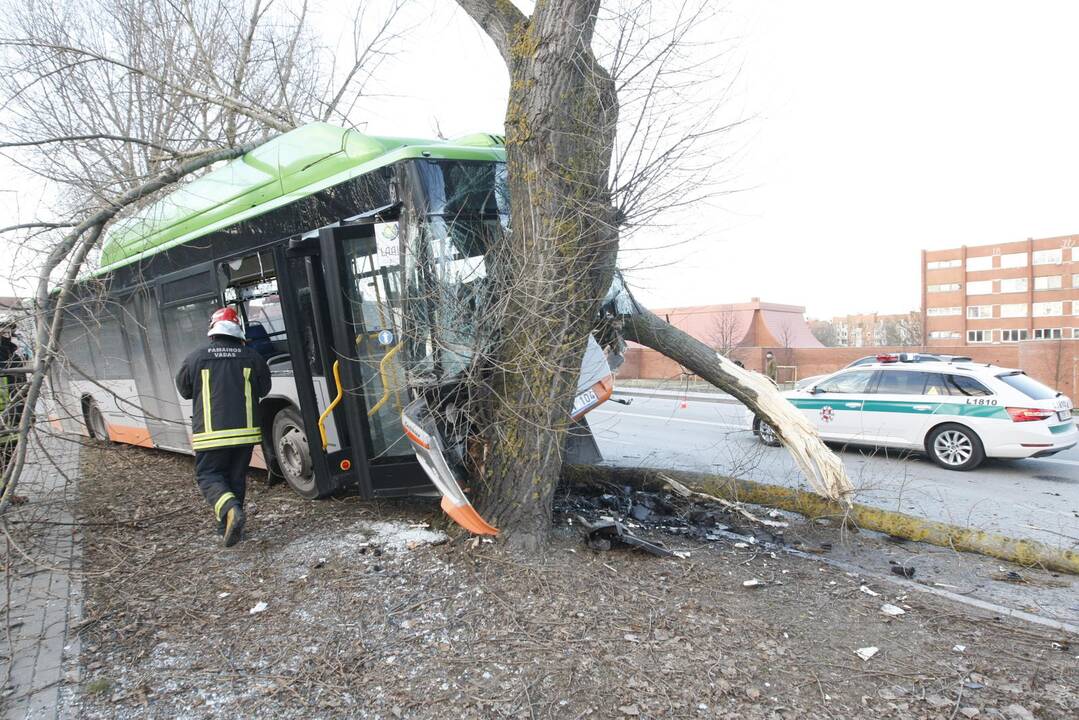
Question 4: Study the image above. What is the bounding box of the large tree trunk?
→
[623,306,852,501]
[457,0,618,550]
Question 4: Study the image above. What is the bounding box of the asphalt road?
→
[591,391,1079,549]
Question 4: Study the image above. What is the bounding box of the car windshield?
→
[996,371,1058,400]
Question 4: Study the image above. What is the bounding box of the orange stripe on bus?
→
[106,424,155,448]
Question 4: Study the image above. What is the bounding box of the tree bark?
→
[623,305,852,501]
[457,0,619,550]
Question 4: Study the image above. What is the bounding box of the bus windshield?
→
[403,160,508,382]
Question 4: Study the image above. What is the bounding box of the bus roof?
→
[97,122,506,274]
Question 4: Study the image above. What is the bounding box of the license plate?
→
[1058,410,1072,422]
[572,389,599,416]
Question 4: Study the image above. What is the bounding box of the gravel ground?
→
[72,444,1078,719]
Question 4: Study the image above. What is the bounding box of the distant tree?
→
[809,319,838,347]
[880,312,921,347]
[711,310,740,356]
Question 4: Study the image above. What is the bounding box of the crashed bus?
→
[47,122,616,534]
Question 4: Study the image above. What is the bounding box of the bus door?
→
[320,221,430,497]
[276,223,427,500]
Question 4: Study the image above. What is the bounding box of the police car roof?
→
[864,360,1020,375]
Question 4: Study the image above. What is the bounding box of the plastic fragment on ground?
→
[855,646,879,661]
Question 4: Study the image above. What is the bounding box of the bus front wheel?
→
[272,406,318,499]
[85,400,111,444]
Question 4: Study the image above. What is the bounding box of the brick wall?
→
[1017,340,1079,399]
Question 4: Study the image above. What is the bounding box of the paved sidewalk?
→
[2,437,82,720]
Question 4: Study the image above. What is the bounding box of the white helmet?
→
[207,308,245,340]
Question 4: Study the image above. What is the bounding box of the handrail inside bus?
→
[368,342,403,417]
[318,360,344,450]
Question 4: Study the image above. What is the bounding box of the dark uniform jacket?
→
[0,338,24,447]
[175,337,271,451]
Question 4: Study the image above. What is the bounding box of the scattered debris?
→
[890,563,915,578]
[859,585,880,597]
[660,474,789,528]
[743,579,763,589]
[248,601,268,615]
[992,570,1027,584]
[953,644,966,653]
[880,603,905,616]
[855,646,879,661]
[575,515,674,558]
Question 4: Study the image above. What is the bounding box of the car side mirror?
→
[810,386,825,395]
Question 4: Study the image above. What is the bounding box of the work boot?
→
[215,519,225,537]
[223,505,246,548]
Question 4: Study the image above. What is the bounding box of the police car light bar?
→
[876,354,898,363]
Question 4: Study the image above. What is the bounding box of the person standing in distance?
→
[176,308,271,546]
[764,351,778,384]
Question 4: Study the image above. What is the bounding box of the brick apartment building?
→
[826,312,920,347]
[921,233,1079,346]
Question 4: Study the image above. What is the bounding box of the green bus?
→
[49,122,615,533]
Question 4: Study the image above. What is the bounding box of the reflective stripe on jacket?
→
[175,337,271,451]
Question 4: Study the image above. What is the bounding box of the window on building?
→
[1000,252,1027,269]
[966,305,993,319]
[1000,277,1028,293]
[1033,301,1063,317]
[1034,275,1062,290]
[966,280,993,295]
[928,330,960,340]
[966,255,993,271]
[927,259,961,270]
[1033,328,1063,340]
[1033,248,1063,265]
[927,306,961,317]
[1000,329,1028,342]
[967,329,991,343]
[928,283,960,293]
[999,303,1027,318]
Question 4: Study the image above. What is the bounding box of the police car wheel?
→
[753,417,781,447]
[926,423,984,471]
[272,406,317,499]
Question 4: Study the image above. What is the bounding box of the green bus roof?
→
[97,122,506,274]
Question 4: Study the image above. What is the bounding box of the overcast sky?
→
[4,1,1079,319]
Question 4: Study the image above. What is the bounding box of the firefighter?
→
[176,307,271,546]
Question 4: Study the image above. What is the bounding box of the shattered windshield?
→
[403,160,508,381]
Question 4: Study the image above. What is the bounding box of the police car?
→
[753,355,1077,470]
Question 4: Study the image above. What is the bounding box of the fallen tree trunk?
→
[566,465,1079,576]
[621,304,852,502]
